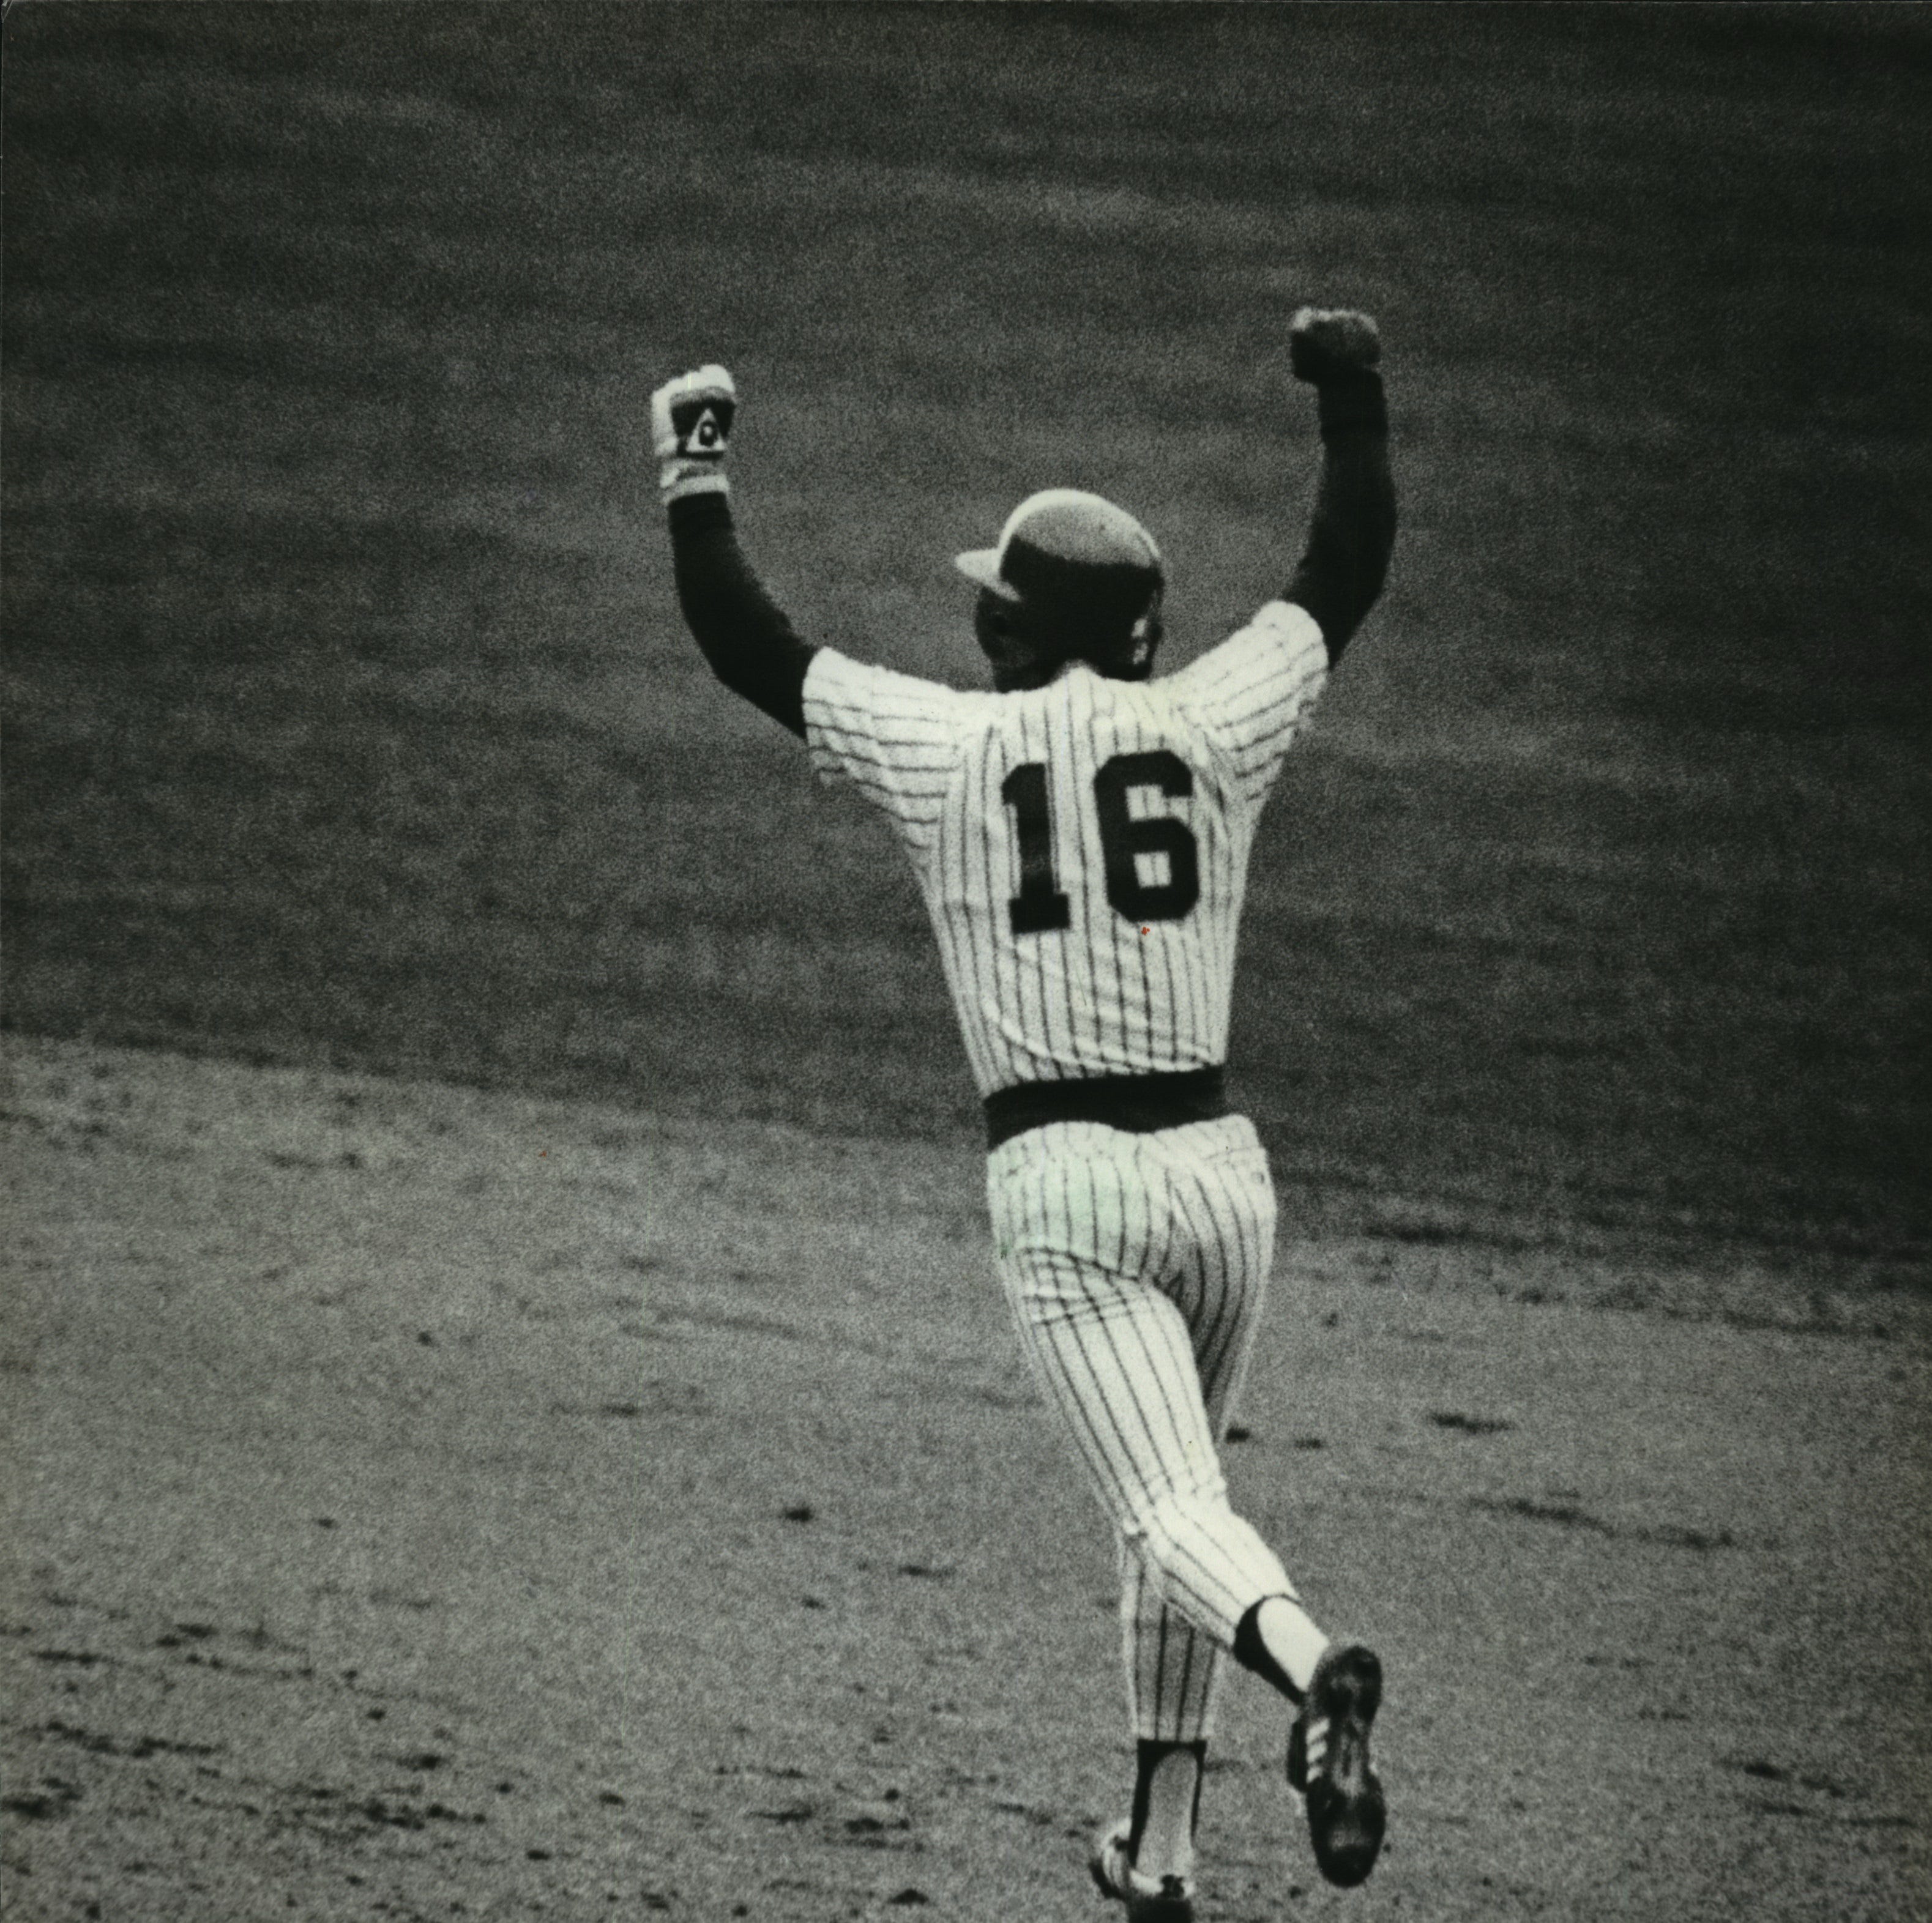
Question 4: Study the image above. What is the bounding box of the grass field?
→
[2,4,1930,1919]
[6,1,1928,1262]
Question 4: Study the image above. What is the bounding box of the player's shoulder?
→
[1171,601,1324,682]
[807,645,988,713]
[804,647,1002,759]
[1159,601,1325,710]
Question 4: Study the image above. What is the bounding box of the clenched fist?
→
[1289,310,1381,386]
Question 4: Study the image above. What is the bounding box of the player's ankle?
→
[1233,1596,1329,1703]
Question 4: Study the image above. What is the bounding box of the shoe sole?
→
[1300,1643,1386,1889]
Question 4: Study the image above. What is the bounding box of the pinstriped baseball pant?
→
[987,1114,1296,1744]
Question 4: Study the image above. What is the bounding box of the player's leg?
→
[992,1226,1292,1639]
[1119,1120,1296,1890]
[1166,1120,1387,1889]
[1117,1538,1214,1890]
[1160,1125,1331,1679]
[1122,1538,1218,1743]
[1127,1117,1280,1726]
[990,1125,1383,1894]
[989,1123,1296,1907]
[1120,1121,1384,1890]
[987,1119,1319,1640]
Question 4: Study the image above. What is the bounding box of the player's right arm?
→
[653,365,818,738]
[652,369,979,856]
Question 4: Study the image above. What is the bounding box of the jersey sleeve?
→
[802,648,979,855]
[1165,600,1330,809]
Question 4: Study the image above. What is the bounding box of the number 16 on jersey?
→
[1001,751,1201,937]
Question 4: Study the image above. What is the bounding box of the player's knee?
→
[1127,1486,1236,1575]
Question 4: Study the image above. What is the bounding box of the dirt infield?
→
[3,1035,1925,1921]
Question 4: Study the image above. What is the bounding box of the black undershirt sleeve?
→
[666,492,818,738]
[1283,371,1397,665]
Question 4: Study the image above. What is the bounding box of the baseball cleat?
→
[1088,1820,1195,1922]
[1286,1641,1386,1888]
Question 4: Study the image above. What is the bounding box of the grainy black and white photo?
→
[2,5,1926,1920]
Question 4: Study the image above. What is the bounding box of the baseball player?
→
[652,307,1396,1919]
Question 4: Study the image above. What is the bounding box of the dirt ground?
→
[3,1034,1925,1922]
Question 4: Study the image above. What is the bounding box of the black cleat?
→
[1286,1642,1386,1888]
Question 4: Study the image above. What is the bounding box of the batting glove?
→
[651,364,736,505]
[1289,308,1381,385]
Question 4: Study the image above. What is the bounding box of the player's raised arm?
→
[1281,308,1397,664]
[1162,311,1395,802]
[652,365,818,738]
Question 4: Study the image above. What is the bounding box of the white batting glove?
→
[651,364,737,504]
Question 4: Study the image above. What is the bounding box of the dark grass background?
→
[4,2,1928,1268]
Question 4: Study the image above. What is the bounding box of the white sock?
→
[1136,1746,1200,1882]
[1256,1594,1330,1698]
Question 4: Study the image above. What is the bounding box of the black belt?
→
[983,1066,1229,1150]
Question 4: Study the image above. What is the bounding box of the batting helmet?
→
[955,489,1165,685]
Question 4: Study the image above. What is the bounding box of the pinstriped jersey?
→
[803,600,1329,1097]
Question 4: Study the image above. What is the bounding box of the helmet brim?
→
[953,548,1021,600]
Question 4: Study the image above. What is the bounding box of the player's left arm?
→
[653,365,818,738]
[1281,308,1397,665]
[1166,311,1395,784]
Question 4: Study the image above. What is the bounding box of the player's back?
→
[923,663,1258,1093]
[803,598,1329,1098]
